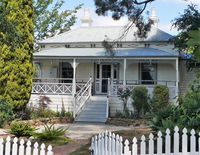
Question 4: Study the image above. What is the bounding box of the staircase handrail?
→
[73,78,92,118]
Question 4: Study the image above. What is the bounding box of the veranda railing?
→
[0,136,53,155]
[109,80,177,99]
[73,78,92,118]
[32,78,88,95]
[90,126,200,155]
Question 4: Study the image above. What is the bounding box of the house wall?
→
[157,63,176,85]
[118,60,176,83]
[179,60,196,96]
[29,94,74,112]
[39,60,59,78]
[76,62,94,80]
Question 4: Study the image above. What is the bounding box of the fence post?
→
[19,139,25,155]
[0,138,3,155]
[105,131,108,155]
[157,131,162,155]
[111,133,116,154]
[12,137,18,155]
[149,133,154,155]
[108,132,112,155]
[190,129,196,154]
[101,133,105,155]
[140,135,146,155]
[132,137,137,155]
[26,140,31,155]
[165,129,171,155]
[174,126,179,154]
[116,135,120,155]
[33,142,39,155]
[47,145,53,155]
[182,128,188,155]
[5,136,11,155]
[40,143,46,155]
[124,140,131,155]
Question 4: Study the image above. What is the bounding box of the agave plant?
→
[34,124,68,142]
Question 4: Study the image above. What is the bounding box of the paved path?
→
[54,122,135,140]
[52,122,136,154]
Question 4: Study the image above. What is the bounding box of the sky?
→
[61,0,200,35]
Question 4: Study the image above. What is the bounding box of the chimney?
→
[81,8,93,27]
[150,7,159,27]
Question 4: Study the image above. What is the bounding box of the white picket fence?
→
[91,126,200,155]
[0,136,53,155]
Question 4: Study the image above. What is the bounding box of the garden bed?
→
[17,117,74,126]
[106,118,149,127]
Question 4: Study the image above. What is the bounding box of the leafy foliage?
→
[150,79,200,132]
[131,86,149,118]
[94,0,154,39]
[150,85,169,113]
[34,0,82,42]
[9,121,36,137]
[172,4,200,57]
[187,29,200,61]
[119,89,131,114]
[34,124,68,142]
[0,0,34,111]
[0,98,14,127]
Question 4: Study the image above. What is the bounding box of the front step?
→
[75,96,107,123]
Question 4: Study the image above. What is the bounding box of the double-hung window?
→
[140,63,157,84]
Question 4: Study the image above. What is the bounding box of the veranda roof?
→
[34,47,179,58]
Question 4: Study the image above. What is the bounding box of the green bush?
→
[150,105,180,132]
[131,86,149,118]
[0,98,14,127]
[34,124,68,142]
[150,79,200,132]
[151,85,169,113]
[9,121,36,137]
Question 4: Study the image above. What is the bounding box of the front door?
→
[101,65,111,93]
[95,63,119,94]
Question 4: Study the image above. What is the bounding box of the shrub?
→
[151,85,169,113]
[131,86,149,118]
[119,89,131,114]
[150,79,200,132]
[9,121,36,137]
[150,105,180,132]
[0,98,14,127]
[34,124,68,142]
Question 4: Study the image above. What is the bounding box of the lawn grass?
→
[70,128,152,154]
[69,142,90,155]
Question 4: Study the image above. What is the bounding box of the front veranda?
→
[32,57,179,99]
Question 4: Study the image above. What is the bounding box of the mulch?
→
[53,139,89,155]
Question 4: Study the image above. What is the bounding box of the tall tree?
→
[172,4,200,54]
[94,0,155,39]
[0,0,34,110]
[34,0,82,42]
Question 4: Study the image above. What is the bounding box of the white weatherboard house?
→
[30,8,192,122]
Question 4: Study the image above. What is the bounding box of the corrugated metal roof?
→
[34,47,179,57]
[38,26,173,44]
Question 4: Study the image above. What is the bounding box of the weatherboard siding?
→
[29,94,74,112]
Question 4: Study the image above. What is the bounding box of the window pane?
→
[141,63,157,84]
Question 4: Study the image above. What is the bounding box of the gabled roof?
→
[34,47,178,58]
[38,26,173,44]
